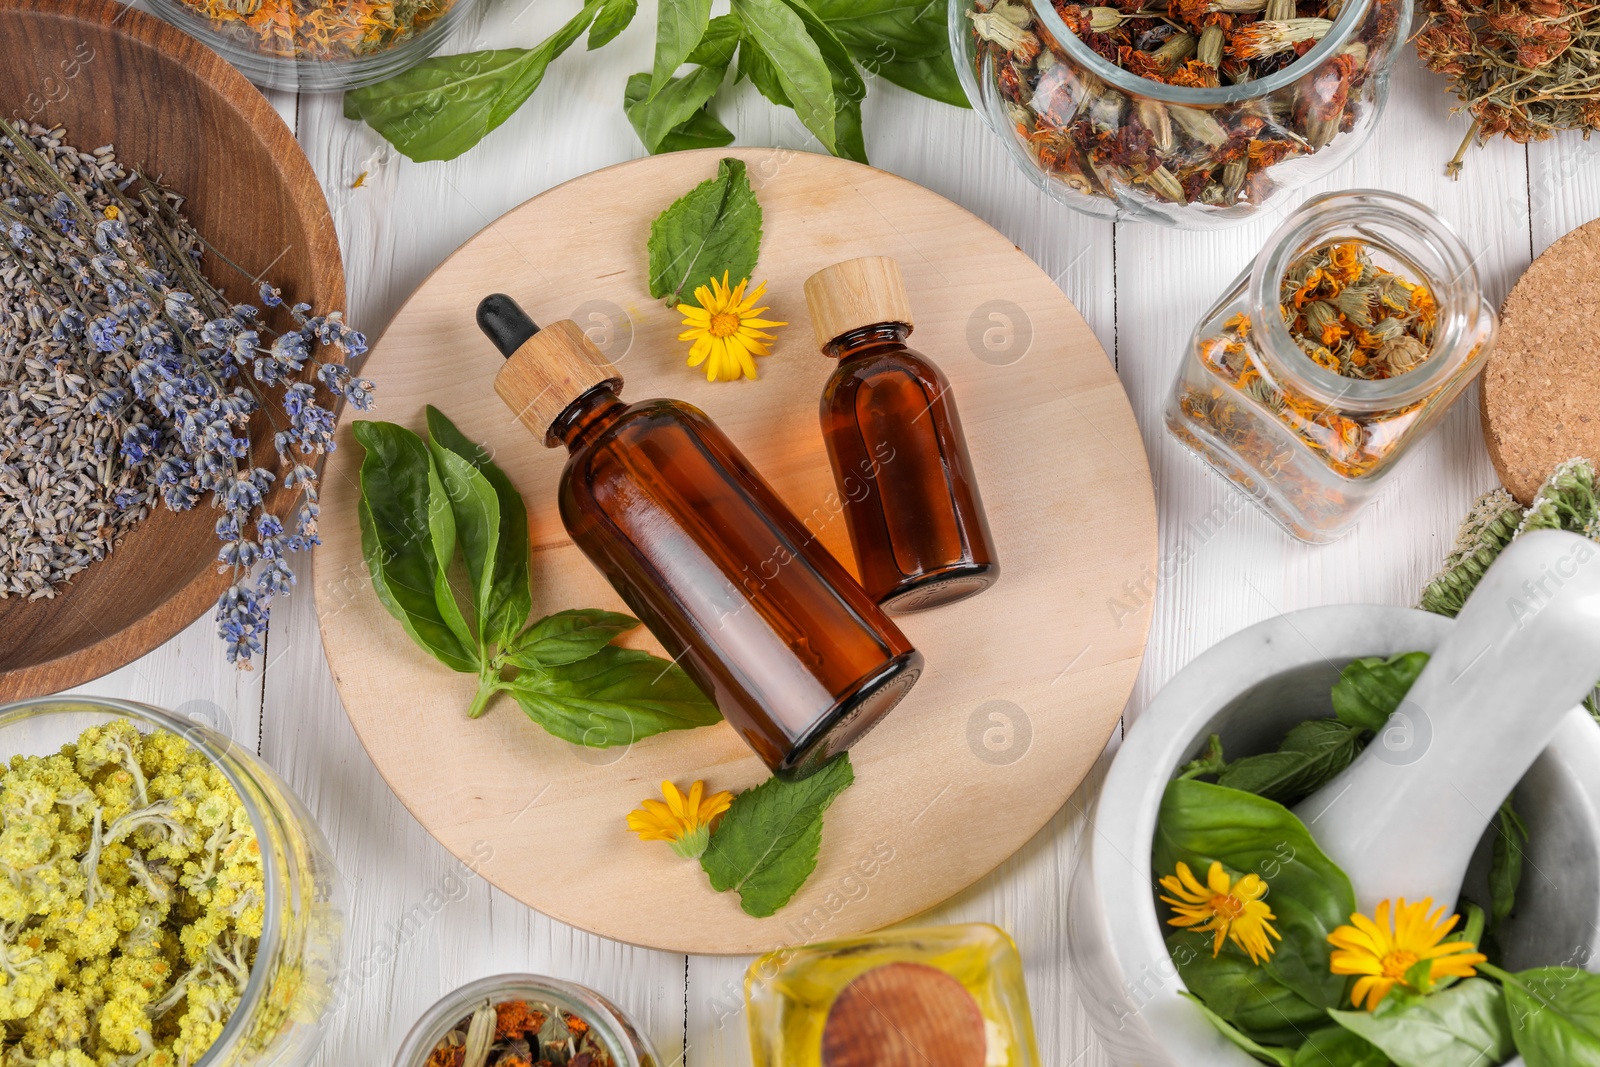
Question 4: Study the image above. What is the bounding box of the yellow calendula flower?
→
[1328,898,1487,1011]
[677,273,786,382]
[1159,860,1281,964]
[626,779,734,859]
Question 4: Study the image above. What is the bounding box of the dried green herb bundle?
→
[1415,0,1600,175]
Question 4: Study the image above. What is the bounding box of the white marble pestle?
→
[1295,529,1600,913]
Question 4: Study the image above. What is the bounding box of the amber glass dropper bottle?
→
[806,257,1000,613]
[477,294,923,779]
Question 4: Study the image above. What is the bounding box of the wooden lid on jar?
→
[804,256,916,352]
[493,319,622,440]
[820,963,988,1067]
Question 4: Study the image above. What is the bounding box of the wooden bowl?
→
[0,0,344,698]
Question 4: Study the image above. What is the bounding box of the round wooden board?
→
[314,148,1156,955]
[1483,215,1600,504]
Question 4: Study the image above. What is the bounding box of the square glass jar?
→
[745,923,1040,1067]
[1165,190,1497,542]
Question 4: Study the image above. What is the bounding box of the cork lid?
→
[1482,217,1600,504]
[804,256,915,353]
[820,963,987,1067]
[477,294,620,442]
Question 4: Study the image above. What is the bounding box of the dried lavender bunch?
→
[0,119,372,666]
[1416,0,1600,176]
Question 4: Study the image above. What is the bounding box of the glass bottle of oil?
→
[745,924,1040,1067]
[477,294,922,780]
[806,257,999,613]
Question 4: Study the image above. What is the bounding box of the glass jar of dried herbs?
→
[1166,190,1497,541]
[953,0,1410,227]
[395,975,660,1067]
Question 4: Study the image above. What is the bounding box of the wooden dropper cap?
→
[478,294,622,444]
[804,256,916,353]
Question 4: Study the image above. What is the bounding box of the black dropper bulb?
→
[477,294,540,359]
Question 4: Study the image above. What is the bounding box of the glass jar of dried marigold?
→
[1165,190,1497,542]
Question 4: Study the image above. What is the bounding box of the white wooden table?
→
[82,2,1600,1063]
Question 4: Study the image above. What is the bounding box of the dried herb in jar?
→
[1178,241,1437,483]
[1416,0,1600,176]
[967,0,1403,207]
[426,999,617,1067]
[181,0,455,61]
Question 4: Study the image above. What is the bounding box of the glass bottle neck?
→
[547,383,625,450]
[825,322,912,360]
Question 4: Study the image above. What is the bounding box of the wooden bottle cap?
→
[493,319,622,442]
[820,962,988,1067]
[804,256,915,352]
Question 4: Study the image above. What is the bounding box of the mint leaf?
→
[650,0,713,98]
[506,608,640,667]
[624,67,728,153]
[343,0,603,162]
[1215,719,1365,805]
[730,0,836,151]
[589,0,637,49]
[700,755,854,917]
[646,157,763,306]
[509,645,720,746]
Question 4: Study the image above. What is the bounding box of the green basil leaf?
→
[1487,799,1528,941]
[427,442,501,644]
[650,0,713,98]
[509,645,720,746]
[1155,779,1356,1010]
[737,39,791,107]
[425,406,533,652]
[780,0,868,163]
[1168,933,1326,1045]
[700,754,854,917]
[1178,990,1295,1065]
[657,107,736,152]
[353,421,477,672]
[730,0,836,151]
[1291,1027,1394,1067]
[646,156,763,306]
[506,608,640,667]
[589,0,637,49]
[342,0,603,162]
[624,67,727,153]
[424,459,477,653]
[1216,720,1365,805]
[1329,979,1514,1067]
[859,49,970,108]
[805,0,949,60]
[1491,965,1600,1067]
[1331,652,1429,732]
[686,13,742,67]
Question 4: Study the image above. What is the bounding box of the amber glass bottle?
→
[806,258,999,613]
[477,294,922,779]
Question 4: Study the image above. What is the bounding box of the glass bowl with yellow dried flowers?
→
[144,0,485,92]
[0,696,343,1066]
[393,973,661,1067]
[1165,189,1497,542]
[953,0,1411,227]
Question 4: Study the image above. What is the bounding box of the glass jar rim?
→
[1026,0,1374,105]
[1247,189,1482,412]
[0,696,284,1066]
[392,974,654,1067]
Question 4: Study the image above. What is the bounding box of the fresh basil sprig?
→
[343,0,966,163]
[353,408,720,742]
